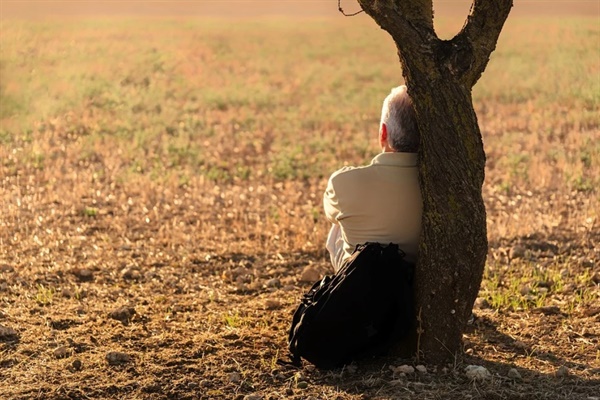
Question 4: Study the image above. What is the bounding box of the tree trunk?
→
[356,0,513,364]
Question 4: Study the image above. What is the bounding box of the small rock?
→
[274,373,285,380]
[0,264,14,273]
[282,285,295,292]
[249,281,262,291]
[285,388,294,396]
[0,325,17,339]
[465,365,491,381]
[535,306,561,315]
[299,266,320,282]
[72,268,94,282]
[243,395,262,400]
[233,267,251,281]
[556,365,569,378]
[53,346,70,359]
[393,365,414,374]
[519,284,531,295]
[507,368,522,380]
[121,267,141,280]
[266,278,280,288]
[264,299,281,310]
[106,351,130,365]
[474,298,490,309]
[513,340,528,350]
[72,359,82,371]
[581,260,594,269]
[509,245,526,259]
[296,381,309,389]
[416,365,427,373]
[199,379,210,387]
[583,307,600,317]
[108,306,136,325]
[229,372,242,383]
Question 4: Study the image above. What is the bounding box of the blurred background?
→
[2,0,597,19]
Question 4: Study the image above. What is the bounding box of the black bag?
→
[287,243,415,369]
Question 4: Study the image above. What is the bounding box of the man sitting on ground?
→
[324,85,422,271]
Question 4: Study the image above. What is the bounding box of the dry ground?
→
[1,12,599,400]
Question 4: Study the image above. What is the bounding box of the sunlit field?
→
[1,14,599,400]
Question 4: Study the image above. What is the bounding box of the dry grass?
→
[0,15,599,400]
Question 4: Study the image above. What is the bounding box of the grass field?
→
[1,13,599,400]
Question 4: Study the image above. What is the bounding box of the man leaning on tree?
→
[324,85,422,272]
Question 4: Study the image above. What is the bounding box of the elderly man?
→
[324,86,422,272]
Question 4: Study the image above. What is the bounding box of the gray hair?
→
[380,85,420,153]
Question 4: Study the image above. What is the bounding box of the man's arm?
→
[323,175,341,225]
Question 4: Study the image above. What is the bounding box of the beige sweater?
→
[323,152,422,266]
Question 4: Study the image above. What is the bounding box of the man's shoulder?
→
[328,164,370,183]
[327,164,375,193]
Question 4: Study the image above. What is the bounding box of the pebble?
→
[299,266,320,282]
[465,365,491,381]
[0,264,14,272]
[72,359,82,371]
[581,260,595,269]
[513,340,528,350]
[121,267,141,280]
[264,299,281,310]
[108,306,136,324]
[106,351,130,365]
[416,365,427,373]
[266,278,280,288]
[509,245,526,259]
[556,365,569,378]
[53,346,70,359]
[282,285,296,292]
[296,381,309,389]
[243,395,262,400]
[474,297,490,309]
[0,325,17,338]
[394,365,415,374]
[507,368,522,380]
[229,372,242,383]
[72,268,94,282]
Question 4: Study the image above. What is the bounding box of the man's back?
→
[324,152,422,266]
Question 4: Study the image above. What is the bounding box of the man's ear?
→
[380,123,388,146]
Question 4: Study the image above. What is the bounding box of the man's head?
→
[379,85,420,153]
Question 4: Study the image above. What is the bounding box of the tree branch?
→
[458,0,513,87]
[357,0,436,71]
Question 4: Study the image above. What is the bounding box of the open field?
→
[1,12,599,400]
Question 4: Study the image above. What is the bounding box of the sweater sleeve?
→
[323,174,341,225]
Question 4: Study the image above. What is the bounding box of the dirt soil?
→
[1,175,598,399]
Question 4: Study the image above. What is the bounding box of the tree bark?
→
[356,0,513,364]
